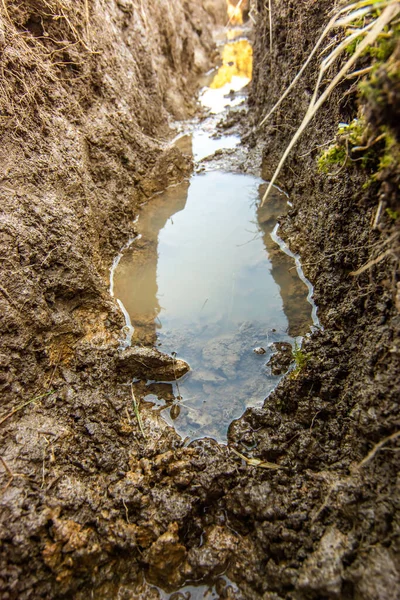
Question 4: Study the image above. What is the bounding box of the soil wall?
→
[0,0,229,597]
[239,0,400,597]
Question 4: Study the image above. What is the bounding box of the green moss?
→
[290,340,311,378]
[318,116,376,173]
[386,207,399,220]
[345,20,398,60]
[345,34,363,57]
[378,129,398,170]
[318,144,347,173]
[339,117,368,145]
[362,178,373,190]
[368,33,396,61]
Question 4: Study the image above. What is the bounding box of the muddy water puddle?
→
[172,130,239,162]
[112,172,315,442]
[111,22,317,444]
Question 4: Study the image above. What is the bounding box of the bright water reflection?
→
[172,130,240,161]
[199,39,252,113]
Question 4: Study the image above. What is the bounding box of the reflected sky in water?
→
[113,173,314,442]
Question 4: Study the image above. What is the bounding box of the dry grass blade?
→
[349,248,393,275]
[259,12,337,128]
[261,3,400,206]
[1,0,11,23]
[131,384,146,439]
[230,447,284,469]
[356,430,400,469]
[268,0,273,55]
[258,0,397,128]
[0,391,52,426]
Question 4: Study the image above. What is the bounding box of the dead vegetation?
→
[260,0,400,204]
[0,1,93,139]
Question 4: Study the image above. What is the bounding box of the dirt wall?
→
[0,0,223,418]
[240,0,400,597]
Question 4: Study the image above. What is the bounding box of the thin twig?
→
[357,430,400,469]
[372,199,384,229]
[171,352,182,400]
[131,384,146,439]
[230,447,284,470]
[0,391,52,426]
[349,248,393,276]
[123,498,130,523]
[346,65,374,79]
[0,456,26,494]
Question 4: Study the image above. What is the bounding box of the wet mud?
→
[0,1,399,599]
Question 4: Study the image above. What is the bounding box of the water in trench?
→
[111,24,317,444]
[112,173,315,442]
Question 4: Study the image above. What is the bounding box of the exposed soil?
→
[1,1,399,599]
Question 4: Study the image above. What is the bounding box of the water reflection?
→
[112,173,314,442]
[199,39,252,113]
[114,182,189,345]
[257,185,312,337]
[172,130,239,162]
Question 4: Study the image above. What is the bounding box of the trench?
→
[110,26,318,445]
[108,16,320,598]
[1,0,398,597]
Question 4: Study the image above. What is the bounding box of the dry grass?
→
[0,1,94,138]
[260,0,400,205]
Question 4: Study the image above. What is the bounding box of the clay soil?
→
[0,0,399,599]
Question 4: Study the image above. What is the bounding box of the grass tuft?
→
[260,0,400,206]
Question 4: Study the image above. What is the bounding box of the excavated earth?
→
[0,0,399,599]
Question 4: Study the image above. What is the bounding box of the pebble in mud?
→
[253,347,266,354]
[117,346,190,381]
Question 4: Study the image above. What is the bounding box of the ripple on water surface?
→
[112,171,315,442]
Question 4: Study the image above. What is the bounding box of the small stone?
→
[267,342,293,375]
[117,346,190,381]
[253,347,266,355]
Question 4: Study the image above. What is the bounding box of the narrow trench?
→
[1,0,399,597]
[100,9,323,597]
[98,5,394,595]
[110,20,318,448]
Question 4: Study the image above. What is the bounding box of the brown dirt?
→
[1,1,399,599]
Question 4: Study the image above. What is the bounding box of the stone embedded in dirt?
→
[144,522,187,588]
[351,545,400,600]
[297,527,353,597]
[267,341,293,375]
[117,346,190,381]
